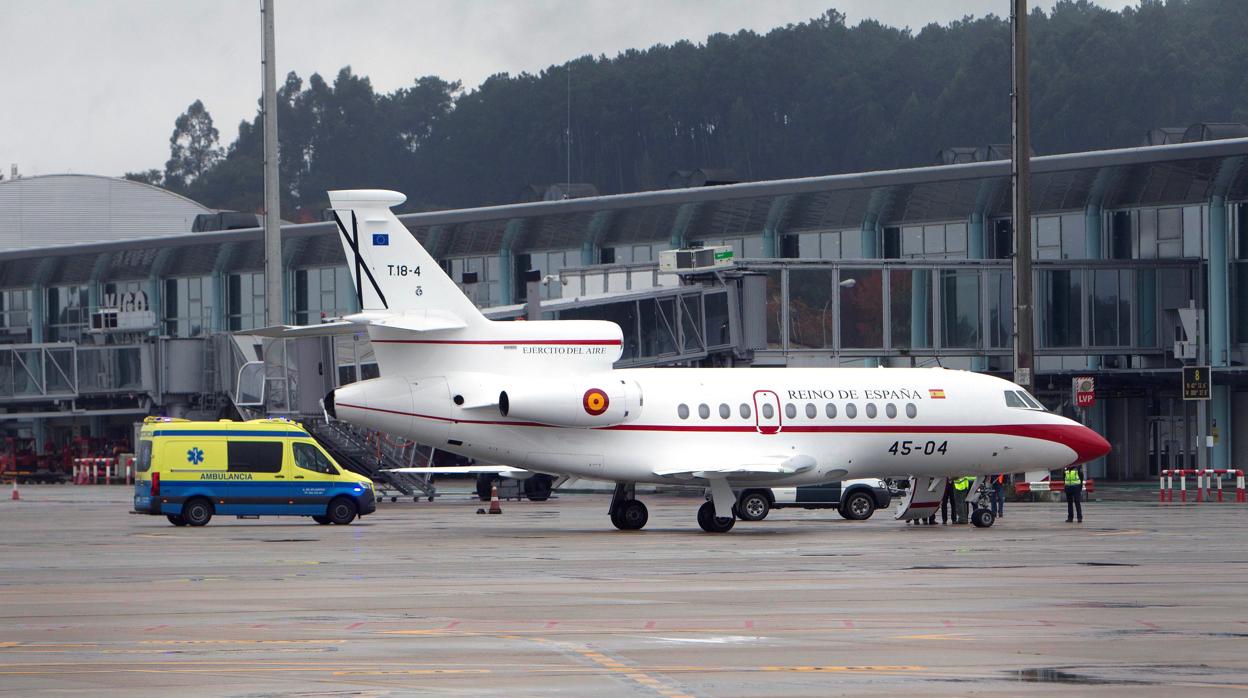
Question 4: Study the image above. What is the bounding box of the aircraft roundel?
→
[583,388,609,416]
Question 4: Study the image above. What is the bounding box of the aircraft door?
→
[753,390,782,435]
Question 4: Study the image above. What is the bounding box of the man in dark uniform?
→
[1064,464,1084,523]
[939,478,954,524]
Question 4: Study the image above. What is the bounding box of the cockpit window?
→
[1005,390,1046,411]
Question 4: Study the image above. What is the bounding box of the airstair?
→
[305,418,437,502]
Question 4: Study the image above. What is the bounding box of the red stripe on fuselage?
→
[369,339,621,346]
[333,402,1108,462]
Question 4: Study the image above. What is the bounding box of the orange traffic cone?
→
[10,479,20,501]
[488,483,502,514]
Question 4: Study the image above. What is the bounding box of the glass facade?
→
[227,271,266,331]
[0,289,32,340]
[46,285,88,343]
[164,275,215,337]
[293,266,355,325]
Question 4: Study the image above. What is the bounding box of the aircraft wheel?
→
[971,508,995,528]
[612,500,648,530]
[475,474,494,501]
[697,501,735,533]
[736,491,770,521]
[524,474,553,501]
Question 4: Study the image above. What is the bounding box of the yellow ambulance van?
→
[131,417,376,526]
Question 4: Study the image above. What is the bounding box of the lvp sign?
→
[1073,376,1095,408]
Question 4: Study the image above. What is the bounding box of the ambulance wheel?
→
[182,498,213,527]
[736,491,771,521]
[840,491,876,521]
[327,497,358,525]
[697,501,735,533]
[612,500,648,530]
[971,508,995,528]
[166,514,188,527]
[312,515,332,525]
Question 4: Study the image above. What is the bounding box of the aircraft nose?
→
[1056,423,1111,465]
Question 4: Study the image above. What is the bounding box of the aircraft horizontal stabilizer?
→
[242,321,362,338]
[237,310,467,339]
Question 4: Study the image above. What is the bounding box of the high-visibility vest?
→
[953,477,972,491]
[994,474,1005,485]
[1064,468,1082,486]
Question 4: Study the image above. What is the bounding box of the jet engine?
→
[498,375,641,428]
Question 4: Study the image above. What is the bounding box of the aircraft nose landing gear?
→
[970,477,996,528]
[971,507,996,528]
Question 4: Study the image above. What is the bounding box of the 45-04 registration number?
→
[888,440,948,456]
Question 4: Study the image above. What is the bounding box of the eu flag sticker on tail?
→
[372,233,390,246]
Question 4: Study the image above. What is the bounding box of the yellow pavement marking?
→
[1092,529,1145,537]
[895,633,970,641]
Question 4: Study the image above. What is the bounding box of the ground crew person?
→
[1064,465,1084,523]
[951,475,972,524]
[991,473,1006,518]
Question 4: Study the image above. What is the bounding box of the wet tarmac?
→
[1,484,1246,696]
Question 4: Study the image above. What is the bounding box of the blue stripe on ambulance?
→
[154,479,368,516]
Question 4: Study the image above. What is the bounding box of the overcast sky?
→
[0,0,1137,178]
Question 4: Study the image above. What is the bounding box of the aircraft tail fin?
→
[327,189,483,324]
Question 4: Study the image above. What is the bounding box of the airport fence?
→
[1159,469,1246,503]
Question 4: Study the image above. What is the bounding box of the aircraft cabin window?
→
[719,403,731,419]
[845,403,858,419]
[740,403,751,418]
[785,403,797,419]
[865,403,878,419]
[761,403,774,419]
[886,403,897,418]
[678,403,690,419]
[826,403,837,419]
[698,403,710,419]
[1004,391,1027,408]
[805,403,817,419]
[906,403,917,418]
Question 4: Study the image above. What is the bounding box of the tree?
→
[123,169,163,186]
[163,100,223,191]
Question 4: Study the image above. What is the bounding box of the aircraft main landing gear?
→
[697,501,735,533]
[608,482,648,531]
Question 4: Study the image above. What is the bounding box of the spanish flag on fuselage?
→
[929,388,946,399]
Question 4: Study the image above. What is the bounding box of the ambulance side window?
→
[136,440,153,472]
[227,441,283,473]
[293,442,339,475]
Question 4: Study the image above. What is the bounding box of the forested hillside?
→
[127,0,1248,220]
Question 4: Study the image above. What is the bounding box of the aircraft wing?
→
[386,465,531,475]
[652,454,817,482]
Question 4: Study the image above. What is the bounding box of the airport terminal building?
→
[3,133,1247,479]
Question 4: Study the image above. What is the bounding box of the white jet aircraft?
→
[258,189,1110,532]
